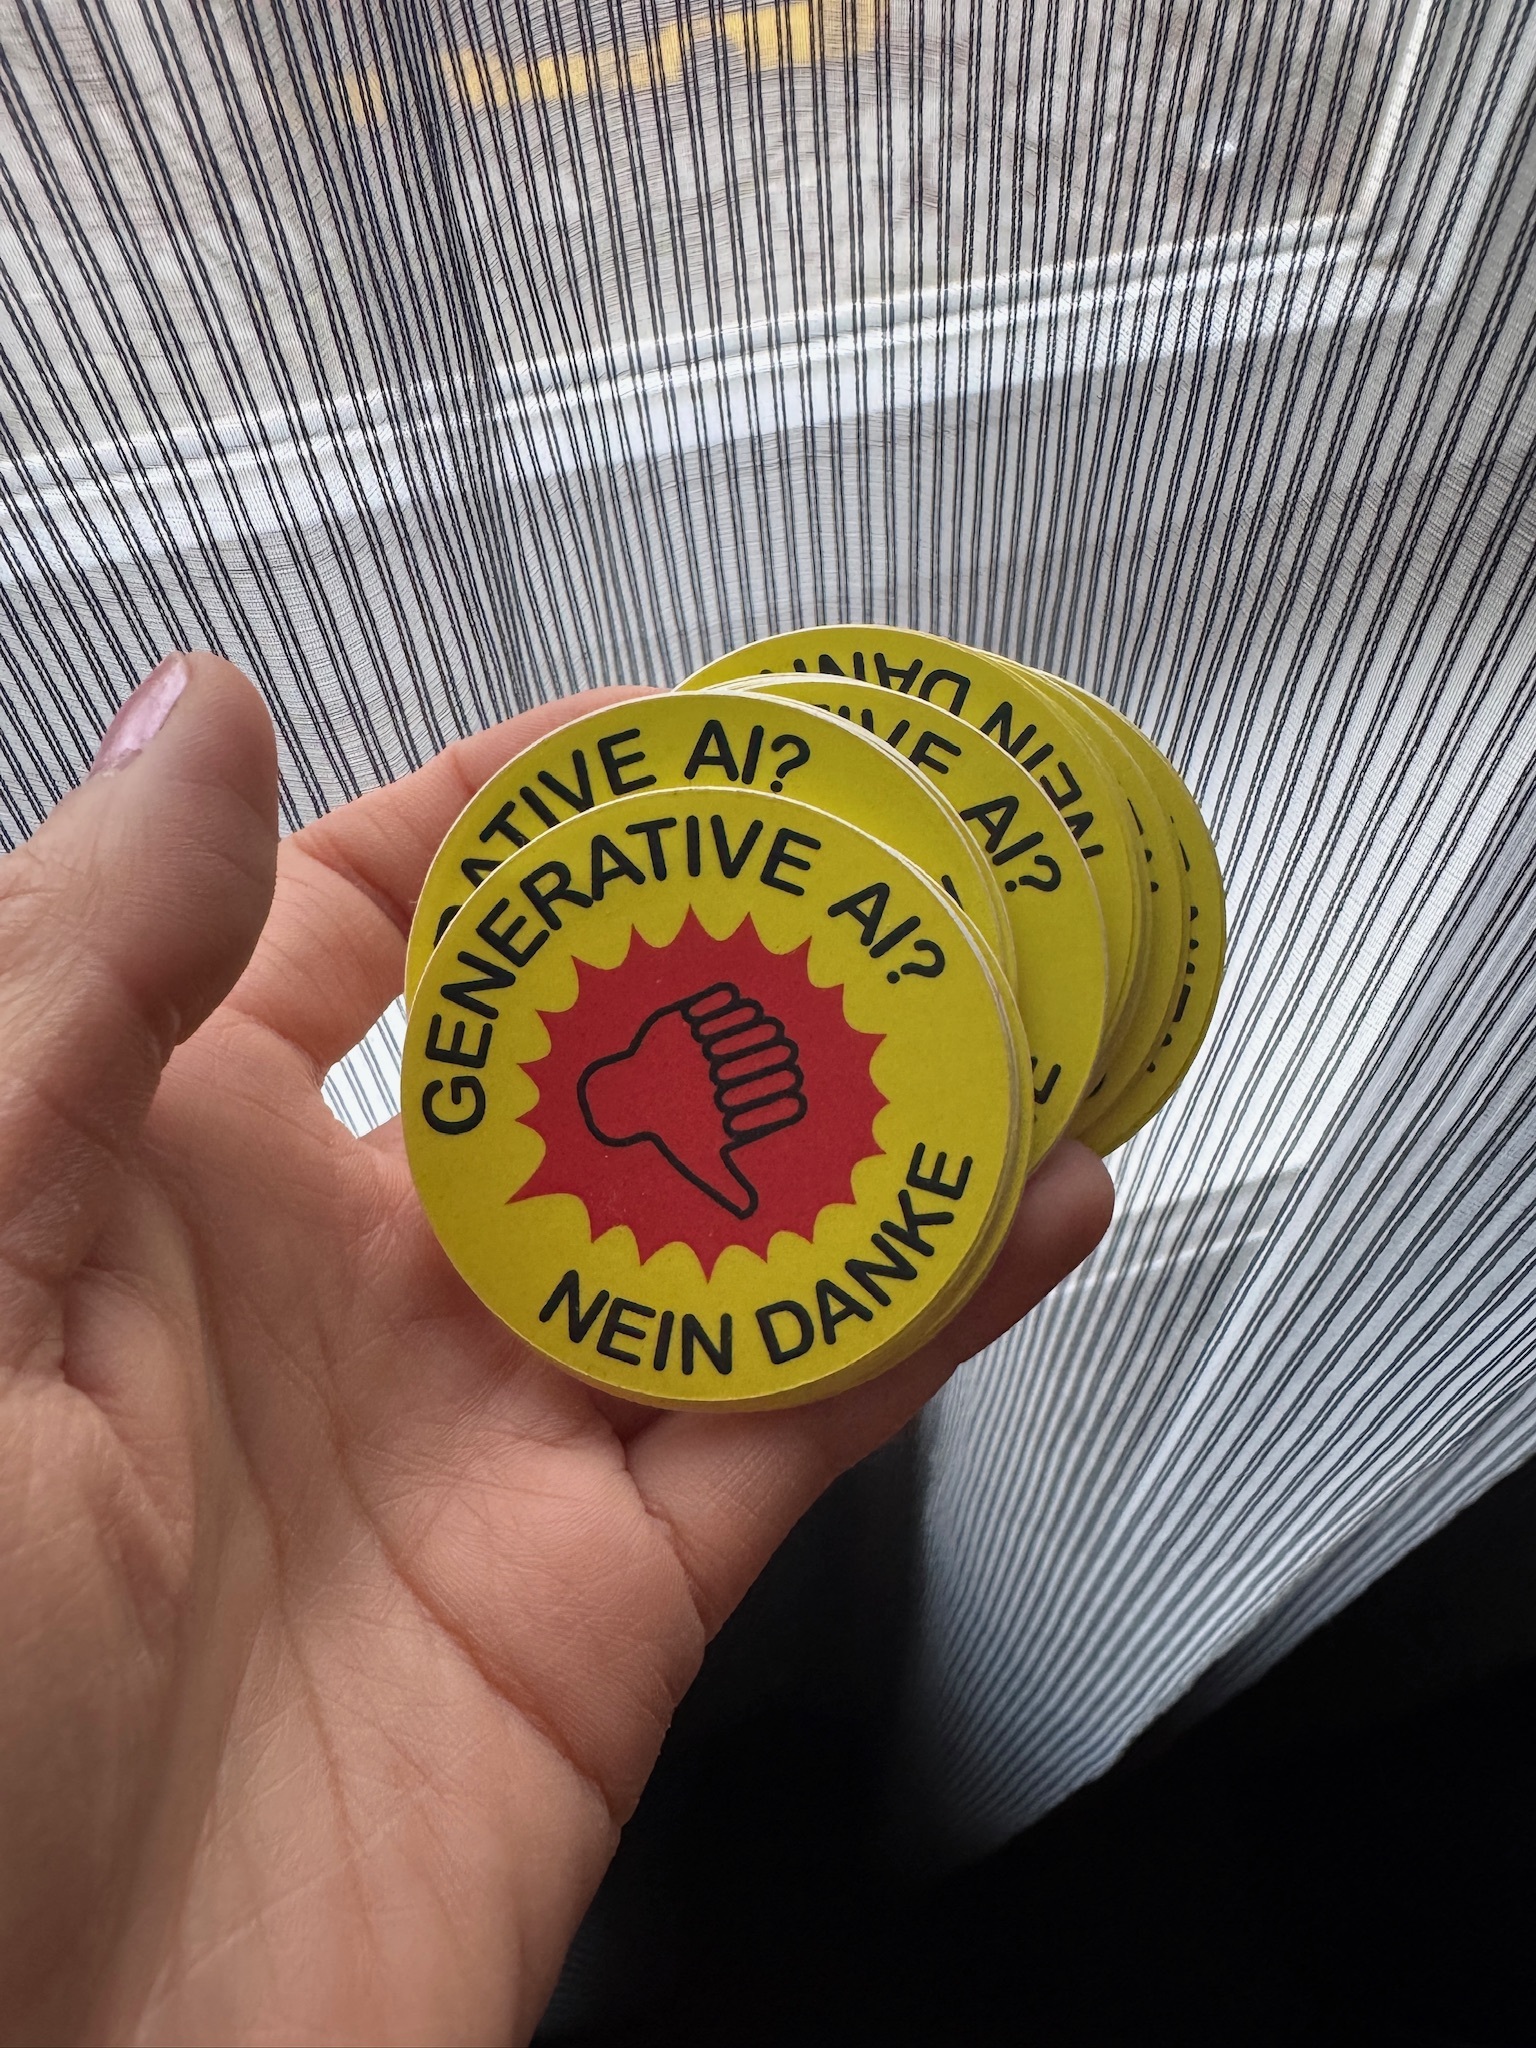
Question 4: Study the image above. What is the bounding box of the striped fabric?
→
[1,0,1534,1865]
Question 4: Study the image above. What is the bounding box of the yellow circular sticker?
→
[997,663,1187,1140]
[404,693,1013,1008]
[403,789,1026,1409]
[1056,684,1227,1154]
[711,676,1108,1164]
[681,625,1147,1051]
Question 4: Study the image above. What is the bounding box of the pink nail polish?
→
[89,655,190,777]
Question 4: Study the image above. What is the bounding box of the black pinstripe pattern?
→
[1,0,1533,1862]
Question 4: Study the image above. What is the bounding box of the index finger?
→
[222,686,660,1074]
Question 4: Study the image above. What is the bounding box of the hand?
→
[0,653,1112,2046]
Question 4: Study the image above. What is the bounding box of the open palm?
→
[0,655,1111,2047]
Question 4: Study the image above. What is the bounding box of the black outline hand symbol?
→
[576,982,807,1217]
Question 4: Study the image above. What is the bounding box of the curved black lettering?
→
[422,1075,487,1134]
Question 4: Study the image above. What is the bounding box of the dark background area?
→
[542,1440,1536,2046]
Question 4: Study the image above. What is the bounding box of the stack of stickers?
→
[401,627,1225,1411]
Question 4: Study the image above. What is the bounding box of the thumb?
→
[0,652,277,1332]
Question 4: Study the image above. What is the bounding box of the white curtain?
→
[1,0,1534,1865]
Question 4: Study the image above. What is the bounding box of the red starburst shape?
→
[516,912,888,1270]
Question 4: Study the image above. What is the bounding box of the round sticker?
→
[712,677,1108,1164]
[1054,682,1227,1154]
[680,625,1148,1050]
[995,663,1187,1139]
[403,789,1027,1409]
[404,693,1013,1008]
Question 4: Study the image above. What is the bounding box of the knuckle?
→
[0,841,70,980]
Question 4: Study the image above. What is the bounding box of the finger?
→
[625,1141,1115,1635]
[0,652,277,1344]
[228,685,660,1075]
[361,1112,405,1160]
